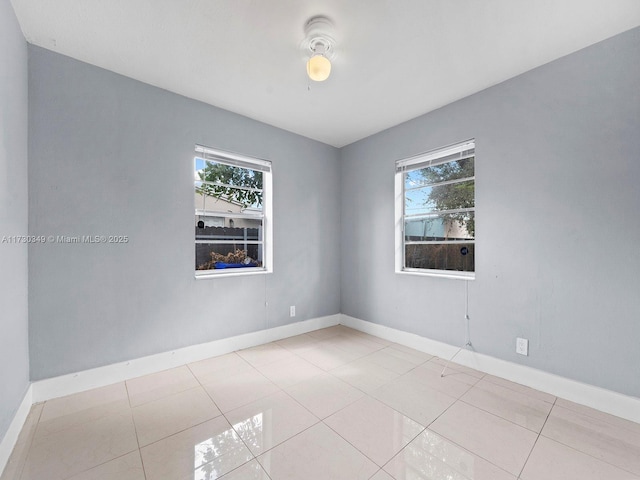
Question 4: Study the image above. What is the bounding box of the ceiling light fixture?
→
[301,16,336,82]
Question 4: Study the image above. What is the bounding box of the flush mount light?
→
[301,16,336,82]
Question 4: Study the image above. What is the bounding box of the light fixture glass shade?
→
[306,54,331,81]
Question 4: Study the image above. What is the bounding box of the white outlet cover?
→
[290,306,296,317]
[516,337,529,356]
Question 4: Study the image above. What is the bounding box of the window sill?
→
[397,268,475,280]
[195,268,271,279]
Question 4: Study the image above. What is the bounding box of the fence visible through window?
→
[194,145,272,275]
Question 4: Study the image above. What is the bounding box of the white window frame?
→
[194,145,273,278]
[395,140,475,280]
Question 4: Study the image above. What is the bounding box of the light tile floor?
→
[3,325,640,479]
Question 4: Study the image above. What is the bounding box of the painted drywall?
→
[0,0,30,442]
[28,46,341,380]
[340,27,640,397]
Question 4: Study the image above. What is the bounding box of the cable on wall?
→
[441,280,473,377]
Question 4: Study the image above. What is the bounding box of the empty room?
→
[1,1,639,479]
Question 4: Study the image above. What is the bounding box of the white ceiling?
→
[10,0,640,147]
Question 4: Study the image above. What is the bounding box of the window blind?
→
[395,140,474,173]
[195,145,271,172]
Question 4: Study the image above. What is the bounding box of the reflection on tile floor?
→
[2,325,640,479]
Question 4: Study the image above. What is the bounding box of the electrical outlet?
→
[516,337,529,356]
[290,305,296,317]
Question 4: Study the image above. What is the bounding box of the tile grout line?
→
[273,333,407,471]
[278,335,372,449]
[125,380,150,480]
[376,424,429,475]
[133,341,437,479]
[186,359,261,469]
[285,332,476,475]
[536,433,640,479]
[472,375,556,404]
[21,388,145,480]
[419,396,520,479]
[185,352,314,478]
[19,327,637,480]
[455,397,550,434]
[12,404,45,480]
[552,402,640,435]
[537,402,640,478]
[515,396,558,479]
[320,415,409,471]
[316,351,436,473]
[135,448,148,480]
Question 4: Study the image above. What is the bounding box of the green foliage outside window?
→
[420,157,474,236]
[197,162,263,208]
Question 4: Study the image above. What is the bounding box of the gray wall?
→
[28,46,341,380]
[340,27,640,398]
[0,0,30,442]
[20,20,640,400]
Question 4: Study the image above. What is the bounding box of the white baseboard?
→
[0,384,33,477]
[5,310,637,475]
[340,314,640,424]
[2,314,339,475]
[32,314,340,403]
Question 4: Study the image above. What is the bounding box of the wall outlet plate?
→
[290,306,296,317]
[516,337,529,356]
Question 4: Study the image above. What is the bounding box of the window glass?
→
[396,141,475,277]
[194,146,271,276]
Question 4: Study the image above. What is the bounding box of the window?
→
[194,145,272,276]
[395,140,475,278]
